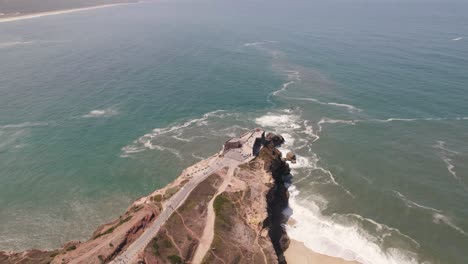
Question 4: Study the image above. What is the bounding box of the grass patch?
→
[164,187,179,199]
[167,255,182,264]
[66,245,76,251]
[151,238,160,256]
[163,239,173,248]
[93,215,132,239]
[213,194,230,215]
[132,205,144,213]
[118,215,133,225]
[151,194,163,202]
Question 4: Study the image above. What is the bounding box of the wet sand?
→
[285,239,360,264]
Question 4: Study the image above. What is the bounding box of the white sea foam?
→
[0,40,66,48]
[0,130,28,150]
[191,153,205,160]
[0,3,132,23]
[82,108,118,118]
[268,70,301,105]
[243,40,279,47]
[121,110,225,156]
[432,141,467,190]
[0,121,49,129]
[285,97,363,113]
[286,189,421,264]
[432,213,468,237]
[0,41,33,48]
[326,102,363,113]
[452,37,464,41]
[301,120,320,143]
[393,191,442,213]
[255,113,301,129]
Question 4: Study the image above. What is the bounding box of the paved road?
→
[111,155,246,264]
[111,130,262,264]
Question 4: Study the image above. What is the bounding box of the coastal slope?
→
[0,131,292,264]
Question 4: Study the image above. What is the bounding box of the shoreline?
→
[0,2,135,23]
[285,239,360,264]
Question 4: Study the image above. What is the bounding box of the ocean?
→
[0,0,467,263]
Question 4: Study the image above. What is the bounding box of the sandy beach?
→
[285,239,360,264]
[0,3,132,23]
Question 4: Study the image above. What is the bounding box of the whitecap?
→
[82,108,118,118]
[255,113,301,129]
[452,37,463,41]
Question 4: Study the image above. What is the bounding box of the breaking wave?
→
[287,189,422,264]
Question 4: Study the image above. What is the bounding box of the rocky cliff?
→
[0,132,291,264]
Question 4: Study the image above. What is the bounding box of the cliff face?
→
[0,132,291,264]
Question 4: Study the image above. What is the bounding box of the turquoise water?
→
[1,1,467,263]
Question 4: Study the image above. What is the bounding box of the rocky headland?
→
[0,131,292,264]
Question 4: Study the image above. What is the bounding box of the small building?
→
[223,138,243,153]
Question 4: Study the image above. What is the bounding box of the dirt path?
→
[192,166,236,264]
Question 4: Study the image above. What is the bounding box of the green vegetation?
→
[97,255,104,264]
[118,215,133,225]
[132,205,143,213]
[151,194,163,202]
[163,239,173,248]
[66,245,76,251]
[167,255,183,264]
[213,194,230,215]
[164,187,179,199]
[49,252,59,258]
[93,215,132,239]
[151,238,160,256]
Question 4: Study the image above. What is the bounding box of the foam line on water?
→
[432,213,468,237]
[284,96,363,113]
[243,40,279,47]
[317,116,468,133]
[267,70,301,105]
[432,140,467,191]
[0,3,133,23]
[121,110,226,156]
[393,191,442,213]
[0,121,50,129]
